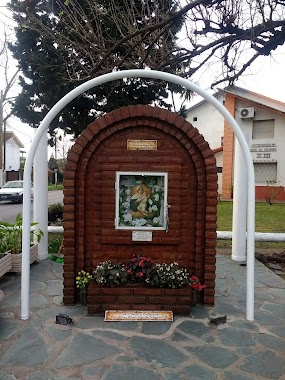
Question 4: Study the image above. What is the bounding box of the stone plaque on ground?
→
[105,310,173,321]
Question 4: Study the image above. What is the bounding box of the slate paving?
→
[0,253,285,380]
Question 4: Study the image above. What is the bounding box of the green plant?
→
[48,203,63,224]
[92,254,206,290]
[0,228,9,254]
[0,214,43,254]
[93,261,128,287]
[48,237,63,254]
[146,262,191,288]
[125,253,155,283]
[265,180,281,205]
[76,270,93,289]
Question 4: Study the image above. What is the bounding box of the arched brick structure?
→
[63,105,217,310]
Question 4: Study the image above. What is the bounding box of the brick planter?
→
[87,281,193,315]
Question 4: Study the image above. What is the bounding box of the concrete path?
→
[0,254,285,380]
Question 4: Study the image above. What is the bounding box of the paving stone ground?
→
[0,253,285,380]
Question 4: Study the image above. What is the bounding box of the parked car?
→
[0,181,33,203]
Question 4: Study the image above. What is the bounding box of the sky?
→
[1,1,285,156]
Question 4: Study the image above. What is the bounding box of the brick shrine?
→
[63,105,218,314]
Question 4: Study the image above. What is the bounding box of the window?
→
[252,120,274,139]
[254,163,277,183]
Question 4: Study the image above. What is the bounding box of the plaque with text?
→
[105,310,173,321]
[132,231,153,241]
[127,139,157,150]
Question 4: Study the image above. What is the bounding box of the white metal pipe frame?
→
[22,69,256,321]
[48,226,284,242]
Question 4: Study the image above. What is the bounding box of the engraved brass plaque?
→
[105,310,173,321]
[127,139,157,150]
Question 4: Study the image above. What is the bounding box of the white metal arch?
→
[21,69,255,320]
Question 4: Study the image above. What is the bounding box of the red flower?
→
[137,272,143,277]
[190,275,206,291]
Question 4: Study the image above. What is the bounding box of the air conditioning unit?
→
[239,107,255,119]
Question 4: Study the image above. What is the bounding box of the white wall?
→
[5,139,21,171]
[235,99,285,186]
[186,98,225,150]
[186,93,285,191]
[186,96,225,195]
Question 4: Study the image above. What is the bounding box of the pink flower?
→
[137,272,143,277]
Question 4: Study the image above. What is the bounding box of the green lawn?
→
[217,201,285,233]
[48,184,63,191]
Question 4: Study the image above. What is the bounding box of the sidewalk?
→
[0,253,285,380]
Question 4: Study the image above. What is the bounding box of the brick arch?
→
[63,105,217,307]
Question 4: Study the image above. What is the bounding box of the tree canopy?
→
[8,0,285,137]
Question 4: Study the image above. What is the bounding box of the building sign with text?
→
[250,143,277,162]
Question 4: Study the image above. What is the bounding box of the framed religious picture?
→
[115,172,168,230]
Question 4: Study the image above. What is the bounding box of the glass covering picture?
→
[116,172,168,230]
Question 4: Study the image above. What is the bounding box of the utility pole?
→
[0,90,3,187]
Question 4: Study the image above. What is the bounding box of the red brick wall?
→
[222,93,235,199]
[256,185,285,202]
[88,283,193,315]
[63,105,217,306]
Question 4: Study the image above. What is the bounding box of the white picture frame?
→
[115,172,168,230]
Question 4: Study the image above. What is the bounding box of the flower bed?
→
[87,282,193,315]
[83,253,205,315]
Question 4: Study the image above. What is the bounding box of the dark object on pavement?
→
[209,315,227,325]
[56,313,73,325]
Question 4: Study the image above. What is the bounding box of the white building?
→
[4,131,24,182]
[186,86,285,201]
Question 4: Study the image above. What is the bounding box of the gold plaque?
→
[105,310,173,321]
[127,139,157,150]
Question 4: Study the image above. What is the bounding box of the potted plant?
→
[76,270,93,305]
[0,214,43,273]
[0,231,12,277]
[189,275,206,306]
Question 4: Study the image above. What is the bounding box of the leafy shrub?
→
[125,253,155,283]
[0,214,43,254]
[146,262,191,288]
[48,237,63,254]
[93,261,128,287]
[48,203,63,224]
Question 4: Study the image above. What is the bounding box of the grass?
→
[217,201,285,250]
[48,184,63,191]
[217,201,285,233]
[217,239,285,249]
